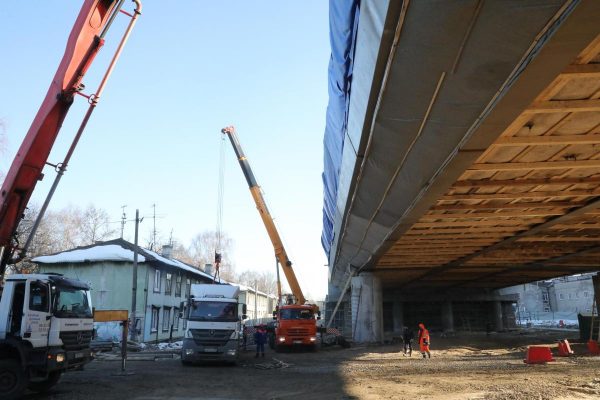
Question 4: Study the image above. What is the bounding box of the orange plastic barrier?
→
[524,346,554,364]
[557,340,574,357]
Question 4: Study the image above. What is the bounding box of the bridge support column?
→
[441,301,454,333]
[392,299,404,333]
[351,273,383,343]
[493,301,503,332]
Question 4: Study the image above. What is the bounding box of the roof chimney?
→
[161,244,173,259]
[204,263,213,276]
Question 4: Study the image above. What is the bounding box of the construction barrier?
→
[524,346,554,364]
[587,340,600,355]
[557,339,574,357]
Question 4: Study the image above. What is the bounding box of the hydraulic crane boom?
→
[0,0,141,276]
[221,126,306,305]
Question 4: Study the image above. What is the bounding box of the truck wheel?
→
[0,359,28,400]
[27,371,62,393]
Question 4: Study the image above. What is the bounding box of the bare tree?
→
[79,204,118,245]
[235,270,278,295]
[188,230,235,280]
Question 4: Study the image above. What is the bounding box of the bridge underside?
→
[326,0,600,294]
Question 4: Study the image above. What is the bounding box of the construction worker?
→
[254,324,267,358]
[418,323,431,359]
[402,326,414,357]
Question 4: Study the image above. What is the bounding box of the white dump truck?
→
[181,284,246,364]
[0,273,94,399]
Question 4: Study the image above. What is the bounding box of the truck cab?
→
[272,304,319,351]
[0,273,94,399]
[181,284,246,365]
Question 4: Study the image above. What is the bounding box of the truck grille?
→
[287,328,309,336]
[190,329,233,346]
[60,330,92,351]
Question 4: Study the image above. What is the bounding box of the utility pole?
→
[130,209,142,340]
[152,203,157,251]
[255,280,258,320]
[120,205,127,239]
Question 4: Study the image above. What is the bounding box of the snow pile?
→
[33,245,146,264]
[156,341,182,351]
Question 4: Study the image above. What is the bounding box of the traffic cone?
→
[557,340,573,357]
[587,340,600,355]
[524,346,554,364]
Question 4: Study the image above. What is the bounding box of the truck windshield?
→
[279,308,314,320]
[189,301,237,322]
[53,287,92,319]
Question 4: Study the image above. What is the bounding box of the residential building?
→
[33,238,214,342]
[238,285,277,320]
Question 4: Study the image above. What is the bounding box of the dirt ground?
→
[24,330,600,400]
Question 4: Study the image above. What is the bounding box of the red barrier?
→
[587,340,600,355]
[524,346,554,364]
[557,340,574,357]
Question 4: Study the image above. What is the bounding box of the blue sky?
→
[0,1,330,299]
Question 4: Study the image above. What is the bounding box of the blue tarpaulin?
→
[321,0,360,256]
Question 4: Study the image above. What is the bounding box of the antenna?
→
[152,203,157,250]
[120,205,127,239]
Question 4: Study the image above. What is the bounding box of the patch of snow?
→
[33,245,146,264]
[143,248,213,280]
[156,341,182,350]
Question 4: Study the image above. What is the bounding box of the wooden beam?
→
[493,134,600,146]
[561,63,600,78]
[470,159,600,171]
[432,201,576,210]
[453,177,600,187]
[423,211,563,219]
[525,99,600,114]
[407,227,523,235]
[413,219,545,228]
[441,190,600,201]
[517,237,600,242]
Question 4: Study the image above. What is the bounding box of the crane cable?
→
[213,133,226,283]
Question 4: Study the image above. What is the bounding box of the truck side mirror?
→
[272,311,277,320]
[317,311,321,320]
[179,301,184,310]
[242,304,247,314]
[242,314,247,320]
[179,312,183,318]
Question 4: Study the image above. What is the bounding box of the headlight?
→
[230,330,238,340]
[278,337,286,342]
[56,353,66,363]
[309,337,317,342]
[185,349,194,355]
[226,349,237,356]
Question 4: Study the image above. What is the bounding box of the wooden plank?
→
[493,134,600,146]
[441,190,600,201]
[94,309,128,322]
[517,237,600,242]
[453,177,600,187]
[470,159,600,171]
[525,99,600,114]
[432,201,576,210]
[407,227,523,235]
[423,211,563,219]
[561,63,600,78]
[413,219,545,228]
[575,34,600,64]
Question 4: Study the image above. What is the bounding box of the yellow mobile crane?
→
[221,126,320,351]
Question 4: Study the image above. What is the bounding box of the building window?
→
[173,307,179,331]
[542,293,549,301]
[151,307,159,332]
[175,274,182,297]
[163,307,171,331]
[165,273,172,295]
[568,293,573,300]
[559,293,565,300]
[584,291,589,298]
[153,270,161,293]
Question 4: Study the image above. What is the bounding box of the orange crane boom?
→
[221,126,306,305]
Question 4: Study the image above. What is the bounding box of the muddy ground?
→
[24,330,600,400]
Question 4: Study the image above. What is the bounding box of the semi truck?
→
[0,273,94,399]
[181,284,246,364]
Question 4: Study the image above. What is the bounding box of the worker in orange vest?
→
[418,323,431,359]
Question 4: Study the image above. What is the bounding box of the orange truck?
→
[221,126,321,351]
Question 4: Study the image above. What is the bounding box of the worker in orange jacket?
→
[418,323,431,359]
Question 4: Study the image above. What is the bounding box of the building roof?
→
[32,238,214,281]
